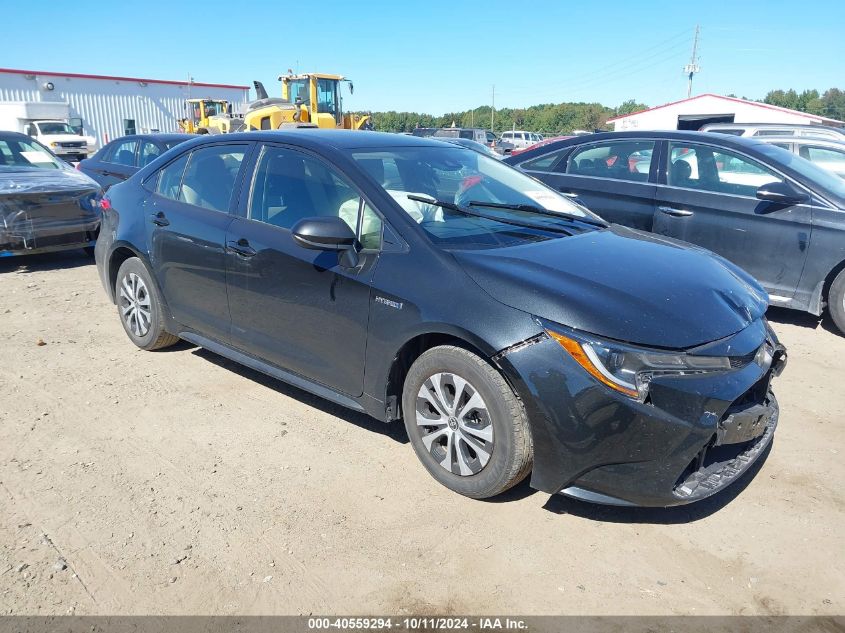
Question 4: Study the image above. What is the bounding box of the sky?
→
[4,0,844,115]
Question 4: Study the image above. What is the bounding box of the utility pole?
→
[684,25,701,98]
[491,85,495,132]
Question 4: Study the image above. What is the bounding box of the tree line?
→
[360,88,844,135]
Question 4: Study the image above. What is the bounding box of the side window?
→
[502,132,512,140]
[668,143,782,197]
[248,146,362,233]
[155,153,190,200]
[520,148,567,172]
[459,130,473,140]
[178,144,248,212]
[138,141,162,167]
[485,131,496,144]
[565,140,655,181]
[801,145,845,169]
[107,139,138,166]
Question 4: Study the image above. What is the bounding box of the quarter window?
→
[155,153,190,200]
[520,148,568,172]
[178,144,248,212]
[248,146,370,242]
[566,140,655,182]
[668,143,782,197]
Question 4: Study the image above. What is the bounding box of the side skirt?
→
[178,332,366,413]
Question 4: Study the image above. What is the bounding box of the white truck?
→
[0,101,94,162]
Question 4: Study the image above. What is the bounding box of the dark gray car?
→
[77,133,193,191]
[505,131,845,334]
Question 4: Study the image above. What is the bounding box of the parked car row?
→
[504,130,845,334]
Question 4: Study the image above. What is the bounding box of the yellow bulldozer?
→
[178,99,246,134]
[243,72,373,131]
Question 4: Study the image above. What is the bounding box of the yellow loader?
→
[244,73,373,131]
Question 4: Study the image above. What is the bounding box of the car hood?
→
[0,167,99,194]
[453,225,769,349]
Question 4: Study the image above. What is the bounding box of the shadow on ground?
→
[0,249,94,274]
[766,306,840,335]
[191,346,409,445]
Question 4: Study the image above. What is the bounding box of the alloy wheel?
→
[118,272,152,338]
[415,372,494,476]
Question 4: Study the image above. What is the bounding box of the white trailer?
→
[0,101,91,161]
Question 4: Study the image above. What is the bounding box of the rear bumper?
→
[1,213,100,255]
[495,321,785,507]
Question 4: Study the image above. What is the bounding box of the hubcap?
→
[118,272,152,338]
[415,372,493,476]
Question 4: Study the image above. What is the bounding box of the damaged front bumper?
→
[495,318,786,507]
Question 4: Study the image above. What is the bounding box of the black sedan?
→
[94,131,786,507]
[0,131,100,257]
[505,130,845,334]
[77,133,192,191]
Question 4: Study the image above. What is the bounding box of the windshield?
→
[350,146,602,249]
[287,79,309,103]
[757,142,845,203]
[37,122,75,135]
[0,136,65,170]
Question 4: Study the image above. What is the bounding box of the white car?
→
[500,130,544,151]
[24,120,89,162]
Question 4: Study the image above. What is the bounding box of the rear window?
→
[0,137,64,170]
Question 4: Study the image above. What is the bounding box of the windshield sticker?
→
[21,151,54,165]
[524,190,584,215]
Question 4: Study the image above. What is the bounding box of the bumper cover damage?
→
[495,319,786,507]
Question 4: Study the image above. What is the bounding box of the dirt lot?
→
[0,250,843,616]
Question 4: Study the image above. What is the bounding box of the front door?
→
[226,144,381,397]
[521,138,658,230]
[653,141,812,301]
[146,142,251,342]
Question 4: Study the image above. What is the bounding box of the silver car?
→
[701,122,845,141]
[754,136,845,178]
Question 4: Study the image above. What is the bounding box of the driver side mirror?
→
[291,216,359,267]
[25,124,36,137]
[756,181,809,206]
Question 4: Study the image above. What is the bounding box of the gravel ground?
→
[0,250,843,616]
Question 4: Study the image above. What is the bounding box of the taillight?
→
[100,197,112,211]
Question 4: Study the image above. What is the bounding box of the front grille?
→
[60,142,84,148]
[729,350,757,368]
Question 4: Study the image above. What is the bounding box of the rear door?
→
[89,138,138,190]
[653,140,812,300]
[145,142,252,342]
[519,138,659,229]
[225,143,381,397]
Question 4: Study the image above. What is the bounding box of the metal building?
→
[0,67,250,147]
[608,93,843,131]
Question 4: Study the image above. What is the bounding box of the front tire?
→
[828,268,845,335]
[115,257,179,351]
[402,345,533,499]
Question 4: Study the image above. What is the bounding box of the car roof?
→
[0,130,36,141]
[521,129,771,150]
[182,129,468,150]
[107,133,194,143]
[754,135,845,145]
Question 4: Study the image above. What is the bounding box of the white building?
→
[0,67,250,146]
[608,93,843,131]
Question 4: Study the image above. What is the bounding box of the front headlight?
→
[50,142,59,147]
[545,326,730,401]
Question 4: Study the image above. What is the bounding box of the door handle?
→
[227,238,257,258]
[150,211,170,226]
[658,206,694,217]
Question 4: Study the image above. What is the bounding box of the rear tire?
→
[115,257,179,351]
[402,345,532,499]
[828,268,845,335]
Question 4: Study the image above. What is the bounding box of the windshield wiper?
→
[406,195,575,236]
[466,200,608,228]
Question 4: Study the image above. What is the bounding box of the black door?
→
[653,140,811,301]
[520,138,658,230]
[145,143,251,342]
[226,144,380,397]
